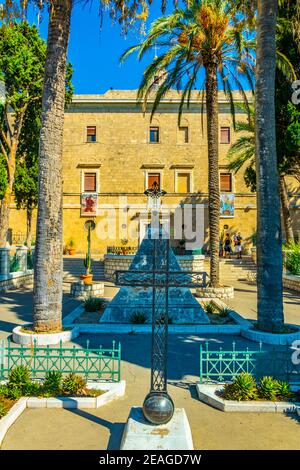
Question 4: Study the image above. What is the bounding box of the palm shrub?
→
[130,312,147,324]
[275,380,292,401]
[8,365,31,393]
[43,371,62,396]
[283,242,300,275]
[121,0,255,287]
[258,376,278,401]
[61,374,86,396]
[222,373,258,401]
[204,302,216,315]
[84,297,106,312]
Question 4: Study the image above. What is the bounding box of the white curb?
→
[196,383,300,413]
[12,325,80,346]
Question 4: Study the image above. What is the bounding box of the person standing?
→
[236,232,243,259]
[224,233,232,259]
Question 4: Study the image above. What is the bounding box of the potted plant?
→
[80,252,93,285]
[80,223,94,284]
[67,238,75,256]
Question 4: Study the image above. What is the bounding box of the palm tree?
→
[227,103,298,244]
[121,0,255,287]
[2,0,164,332]
[255,0,284,332]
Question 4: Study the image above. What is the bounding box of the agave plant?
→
[222,373,258,401]
[8,365,31,391]
[258,376,278,401]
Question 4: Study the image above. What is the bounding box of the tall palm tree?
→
[121,0,255,287]
[4,0,163,332]
[255,0,284,332]
[227,101,298,244]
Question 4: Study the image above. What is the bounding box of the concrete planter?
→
[70,281,104,299]
[12,325,80,346]
[197,384,300,413]
[195,285,234,299]
[241,324,300,345]
[0,381,126,446]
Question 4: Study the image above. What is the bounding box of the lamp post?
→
[142,182,175,425]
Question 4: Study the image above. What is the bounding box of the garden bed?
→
[197,384,300,413]
[0,365,126,446]
[197,373,300,413]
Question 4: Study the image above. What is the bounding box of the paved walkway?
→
[0,278,299,450]
[2,333,300,450]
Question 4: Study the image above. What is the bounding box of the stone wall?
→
[0,273,33,293]
[104,254,205,282]
[283,273,300,292]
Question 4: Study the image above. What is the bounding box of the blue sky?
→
[28,1,175,94]
[24,1,253,95]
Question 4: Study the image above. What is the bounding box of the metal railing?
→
[0,339,121,382]
[200,341,300,384]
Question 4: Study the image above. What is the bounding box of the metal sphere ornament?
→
[143,392,175,425]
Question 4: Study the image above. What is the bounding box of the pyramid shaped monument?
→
[101,228,209,324]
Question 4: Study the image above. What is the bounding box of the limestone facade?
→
[8,89,300,253]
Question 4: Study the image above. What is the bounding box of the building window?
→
[220,126,230,144]
[149,126,159,143]
[84,172,97,192]
[220,173,232,192]
[177,172,191,193]
[147,173,161,189]
[178,126,189,144]
[87,126,96,142]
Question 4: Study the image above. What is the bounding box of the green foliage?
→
[204,302,216,315]
[83,297,106,312]
[43,371,62,396]
[8,365,31,392]
[130,312,147,324]
[0,401,7,418]
[0,153,8,200]
[258,376,278,401]
[23,381,43,397]
[275,380,292,400]
[222,373,258,401]
[121,0,255,126]
[219,307,231,318]
[84,253,92,274]
[61,374,86,396]
[283,242,300,275]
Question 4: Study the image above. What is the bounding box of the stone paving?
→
[0,278,299,450]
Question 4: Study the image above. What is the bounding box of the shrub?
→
[204,302,216,315]
[219,307,231,318]
[23,381,43,397]
[61,374,86,396]
[0,384,9,398]
[275,380,292,401]
[283,242,300,275]
[5,386,23,400]
[43,371,62,396]
[0,401,7,419]
[130,312,147,324]
[8,366,31,392]
[84,297,106,312]
[222,373,258,401]
[258,376,278,401]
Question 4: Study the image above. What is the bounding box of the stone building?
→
[9,89,300,253]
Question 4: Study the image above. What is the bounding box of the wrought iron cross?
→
[115,226,207,424]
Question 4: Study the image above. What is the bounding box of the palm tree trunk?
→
[255,0,284,332]
[279,175,294,244]
[205,62,220,287]
[33,0,72,332]
[26,207,33,248]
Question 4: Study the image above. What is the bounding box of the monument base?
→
[120,407,194,450]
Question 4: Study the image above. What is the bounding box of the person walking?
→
[224,233,232,259]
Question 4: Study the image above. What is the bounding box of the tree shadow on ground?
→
[66,408,125,450]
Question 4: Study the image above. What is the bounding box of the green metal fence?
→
[0,339,121,382]
[200,341,300,384]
